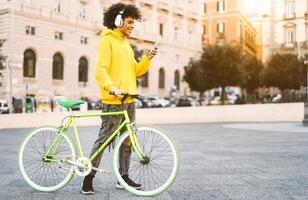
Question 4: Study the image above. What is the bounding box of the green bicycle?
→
[18,93,179,196]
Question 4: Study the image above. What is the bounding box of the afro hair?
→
[103,3,142,29]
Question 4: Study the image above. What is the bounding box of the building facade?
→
[0,0,203,102]
[270,0,308,60]
[202,0,258,57]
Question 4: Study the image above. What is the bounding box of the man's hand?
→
[146,48,158,59]
[109,88,121,97]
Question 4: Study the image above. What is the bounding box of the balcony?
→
[282,42,295,49]
[284,13,296,20]
[173,6,184,17]
[157,0,169,12]
[300,41,308,49]
[187,11,199,21]
[140,0,154,7]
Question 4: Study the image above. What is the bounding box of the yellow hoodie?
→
[95,29,151,104]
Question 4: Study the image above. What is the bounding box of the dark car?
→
[176,97,191,107]
[176,96,197,107]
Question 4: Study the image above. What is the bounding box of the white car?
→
[0,99,9,114]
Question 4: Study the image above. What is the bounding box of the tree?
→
[262,53,305,101]
[240,55,264,102]
[183,59,213,98]
[184,43,244,104]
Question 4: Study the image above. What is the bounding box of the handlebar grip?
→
[109,91,116,96]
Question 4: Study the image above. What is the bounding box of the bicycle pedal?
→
[92,167,112,174]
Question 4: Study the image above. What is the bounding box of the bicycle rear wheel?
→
[113,126,179,196]
[18,126,76,192]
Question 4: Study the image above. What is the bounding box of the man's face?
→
[118,16,135,36]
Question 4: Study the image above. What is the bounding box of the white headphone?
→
[114,10,124,27]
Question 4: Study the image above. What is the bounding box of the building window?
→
[78,57,88,82]
[55,31,63,40]
[23,49,36,78]
[203,25,206,34]
[285,30,294,47]
[285,1,295,18]
[23,0,33,7]
[52,53,64,80]
[80,36,88,44]
[204,3,207,13]
[25,26,35,35]
[159,23,164,37]
[174,27,179,40]
[217,22,225,34]
[53,0,61,13]
[141,72,148,87]
[80,2,86,19]
[159,68,165,89]
[174,70,180,90]
[217,0,225,12]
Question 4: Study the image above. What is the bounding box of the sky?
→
[243,0,271,15]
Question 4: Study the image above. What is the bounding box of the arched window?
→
[79,57,88,82]
[158,68,165,89]
[174,70,180,90]
[52,52,64,80]
[23,49,36,78]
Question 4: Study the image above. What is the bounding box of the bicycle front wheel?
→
[18,126,76,192]
[113,126,179,196]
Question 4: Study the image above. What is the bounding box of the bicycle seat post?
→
[68,108,73,115]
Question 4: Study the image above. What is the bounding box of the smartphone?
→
[150,41,159,54]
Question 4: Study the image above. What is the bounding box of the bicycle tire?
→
[113,126,179,196]
[18,126,76,192]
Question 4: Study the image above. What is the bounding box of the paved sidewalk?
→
[1,122,308,199]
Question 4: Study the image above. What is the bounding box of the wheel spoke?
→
[114,127,178,195]
[19,127,75,191]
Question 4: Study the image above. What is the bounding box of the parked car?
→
[94,100,103,110]
[272,94,282,103]
[0,99,9,114]
[52,96,65,112]
[12,98,24,113]
[37,96,52,112]
[147,96,170,108]
[176,96,196,107]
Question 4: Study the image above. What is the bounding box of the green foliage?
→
[184,43,245,96]
[262,54,305,90]
[183,59,211,94]
[241,55,264,94]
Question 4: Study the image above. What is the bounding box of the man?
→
[81,3,157,195]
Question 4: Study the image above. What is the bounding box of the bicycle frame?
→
[43,109,145,163]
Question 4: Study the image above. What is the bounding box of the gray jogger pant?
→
[89,103,135,176]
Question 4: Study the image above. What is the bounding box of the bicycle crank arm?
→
[65,160,86,169]
[91,166,112,175]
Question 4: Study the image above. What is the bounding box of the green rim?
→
[113,126,179,196]
[18,126,76,192]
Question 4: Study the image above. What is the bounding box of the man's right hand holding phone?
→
[146,42,158,59]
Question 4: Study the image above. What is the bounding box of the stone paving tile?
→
[2,123,308,199]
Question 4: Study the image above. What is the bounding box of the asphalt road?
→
[1,123,308,200]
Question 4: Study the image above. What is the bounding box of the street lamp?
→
[303,11,308,126]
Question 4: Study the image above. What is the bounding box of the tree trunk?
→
[221,86,226,105]
[199,91,204,106]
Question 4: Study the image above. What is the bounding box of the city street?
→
[1,123,308,200]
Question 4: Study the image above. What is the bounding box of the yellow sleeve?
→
[135,56,151,77]
[95,37,115,91]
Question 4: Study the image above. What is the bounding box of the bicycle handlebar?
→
[109,91,144,104]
